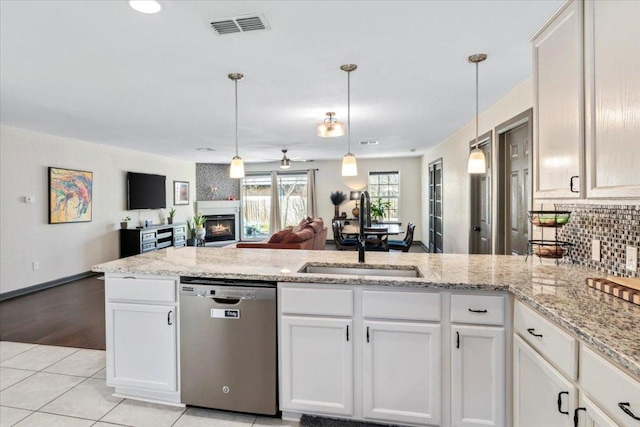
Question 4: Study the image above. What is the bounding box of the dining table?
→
[341,223,403,236]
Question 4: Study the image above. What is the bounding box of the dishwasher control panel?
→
[179,283,276,301]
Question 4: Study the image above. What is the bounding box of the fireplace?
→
[195,201,241,246]
[204,214,235,242]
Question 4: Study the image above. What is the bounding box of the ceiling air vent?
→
[209,14,270,36]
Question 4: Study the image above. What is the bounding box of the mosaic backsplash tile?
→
[196,164,240,201]
[555,204,640,277]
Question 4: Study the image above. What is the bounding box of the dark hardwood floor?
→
[0,275,106,350]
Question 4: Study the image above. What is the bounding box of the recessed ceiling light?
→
[129,1,162,14]
[197,147,216,152]
[410,148,416,152]
[359,141,379,145]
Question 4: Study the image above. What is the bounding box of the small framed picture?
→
[174,181,189,205]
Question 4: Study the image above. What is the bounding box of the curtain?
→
[307,169,317,218]
[269,170,282,233]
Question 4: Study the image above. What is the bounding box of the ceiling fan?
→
[266,149,311,169]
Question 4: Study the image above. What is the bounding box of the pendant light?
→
[317,112,345,137]
[468,54,487,174]
[228,73,245,179]
[341,64,358,176]
[280,149,291,169]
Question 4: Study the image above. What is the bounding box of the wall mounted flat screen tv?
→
[127,172,166,210]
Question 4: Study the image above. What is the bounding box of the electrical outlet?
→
[32,261,39,271]
[626,246,638,272]
[591,239,601,262]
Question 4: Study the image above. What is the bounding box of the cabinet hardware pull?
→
[527,328,543,338]
[167,310,172,325]
[618,402,640,420]
[468,308,488,313]
[346,325,349,342]
[570,175,579,193]
[123,276,136,279]
[366,326,370,343]
[574,407,586,427]
[557,391,569,415]
[456,331,460,349]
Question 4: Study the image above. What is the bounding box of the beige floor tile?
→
[91,368,107,380]
[0,343,37,363]
[1,345,78,371]
[253,416,300,426]
[0,372,84,411]
[44,349,105,377]
[100,399,185,427]
[0,406,32,426]
[40,378,122,420]
[173,407,256,427]
[12,411,94,426]
[0,368,36,391]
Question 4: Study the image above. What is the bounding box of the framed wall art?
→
[174,181,189,205]
[49,167,93,224]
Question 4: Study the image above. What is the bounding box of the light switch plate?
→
[626,246,638,272]
[592,239,601,262]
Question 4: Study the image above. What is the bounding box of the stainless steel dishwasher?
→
[179,277,277,415]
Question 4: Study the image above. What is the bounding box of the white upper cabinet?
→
[584,0,640,198]
[532,0,584,199]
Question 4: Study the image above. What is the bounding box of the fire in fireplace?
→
[204,214,236,242]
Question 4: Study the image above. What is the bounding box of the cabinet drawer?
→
[451,294,505,325]
[106,277,176,303]
[141,231,156,242]
[514,300,577,380]
[580,345,640,427]
[280,287,353,316]
[362,290,440,321]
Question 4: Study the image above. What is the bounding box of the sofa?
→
[236,217,327,250]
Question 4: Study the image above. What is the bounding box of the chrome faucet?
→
[357,191,371,263]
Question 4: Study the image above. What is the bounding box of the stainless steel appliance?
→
[179,277,277,415]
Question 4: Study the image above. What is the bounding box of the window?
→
[368,171,399,221]
[241,172,309,240]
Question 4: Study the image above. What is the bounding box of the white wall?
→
[420,77,534,254]
[244,157,422,240]
[0,126,196,294]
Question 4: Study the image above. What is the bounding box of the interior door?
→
[428,159,443,253]
[470,135,492,254]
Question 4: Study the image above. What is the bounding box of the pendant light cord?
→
[475,60,479,150]
[347,70,351,154]
[234,79,239,157]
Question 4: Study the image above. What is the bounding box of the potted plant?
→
[186,219,197,246]
[193,213,206,242]
[329,191,347,219]
[245,224,260,237]
[168,207,176,224]
[120,216,131,229]
[370,198,391,223]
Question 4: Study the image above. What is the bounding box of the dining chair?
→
[332,220,357,250]
[389,223,415,252]
[365,227,389,251]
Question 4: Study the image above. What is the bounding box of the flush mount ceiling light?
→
[341,64,358,177]
[228,73,245,179]
[468,53,488,174]
[317,112,345,137]
[280,149,291,169]
[129,1,162,14]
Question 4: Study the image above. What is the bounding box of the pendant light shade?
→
[340,64,358,177]
[228,73,245,179]
[468,54,487,174]
[317,112,345,137]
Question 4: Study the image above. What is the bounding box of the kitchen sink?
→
[298,263,423,278]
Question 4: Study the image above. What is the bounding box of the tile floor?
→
[0,342,299,427]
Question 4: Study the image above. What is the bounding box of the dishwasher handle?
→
[212,297,241,305]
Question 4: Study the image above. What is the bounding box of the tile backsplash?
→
[554,204,640,277]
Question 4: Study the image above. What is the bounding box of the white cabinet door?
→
[513,335,576,427]
[106,302,177,392]
[362,321,441,426]
[280,316,353,416]
[451,325,504,427]
[584,0,640,198]
[576,395,618,427]
[532,0,584,199]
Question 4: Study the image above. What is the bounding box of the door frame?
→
[495,108,533,255]
[468,131,493,254]
[428,158,443,253]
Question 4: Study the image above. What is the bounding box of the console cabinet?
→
[120,223,187,258]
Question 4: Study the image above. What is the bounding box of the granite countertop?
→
[93,247,640,380]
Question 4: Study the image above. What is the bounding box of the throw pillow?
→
[268,228,292,243]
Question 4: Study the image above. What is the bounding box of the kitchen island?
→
[93,247,640,426]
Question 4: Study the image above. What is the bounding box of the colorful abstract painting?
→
[49,167,93,224]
